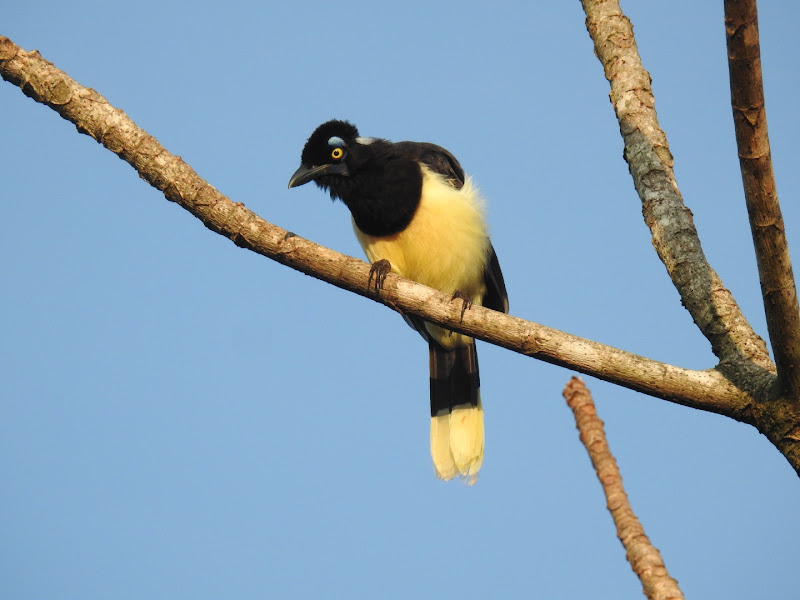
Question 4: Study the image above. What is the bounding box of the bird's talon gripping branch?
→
[368,259,392,294]
[452,291,473,322]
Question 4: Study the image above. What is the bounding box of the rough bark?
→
[578,0,800,474]
[725,0,800,400]
[580,0,773,375]
[564,378,685,600]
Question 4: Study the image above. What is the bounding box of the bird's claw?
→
[368,259,392,294]
[451,291,473,322]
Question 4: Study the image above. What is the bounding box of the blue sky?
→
[1,1,798,598]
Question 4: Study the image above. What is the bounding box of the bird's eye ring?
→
[331,147,344,160]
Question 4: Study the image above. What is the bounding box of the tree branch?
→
[5,35,800,474]
[580,0,773,374]
[724,0,800,400]
[563,378,685,600]
[0,34,754,419]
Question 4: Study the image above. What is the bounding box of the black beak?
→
[288,163,349,188]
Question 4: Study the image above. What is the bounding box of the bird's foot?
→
[368,259,392,294]
[451,291,473,322]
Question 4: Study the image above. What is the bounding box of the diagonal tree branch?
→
[724,0,800,401]
[3,35,800,474]
[580,0,774,374]
[564,378,685,600]
[0,35,753,415]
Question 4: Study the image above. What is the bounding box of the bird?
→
[288,120,508,484]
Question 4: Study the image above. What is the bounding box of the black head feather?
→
[290,119,424,236]
[300,120,359,167]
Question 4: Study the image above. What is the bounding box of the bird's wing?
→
[482,242,509,314]
[393,141,465,189]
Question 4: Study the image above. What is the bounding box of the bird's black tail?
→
[429,340,484,485]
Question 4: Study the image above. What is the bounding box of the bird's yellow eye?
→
[331,147,344,160]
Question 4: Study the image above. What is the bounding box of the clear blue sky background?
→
[2,1,798,598]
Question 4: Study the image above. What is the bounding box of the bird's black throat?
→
[319,151,423,237]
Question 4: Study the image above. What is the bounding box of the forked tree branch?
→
[579,0,800,474]
[580,0,774,374]
[564,378,684,600]
[724,0,800,401]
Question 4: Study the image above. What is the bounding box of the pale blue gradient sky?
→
[1,2,798,598]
